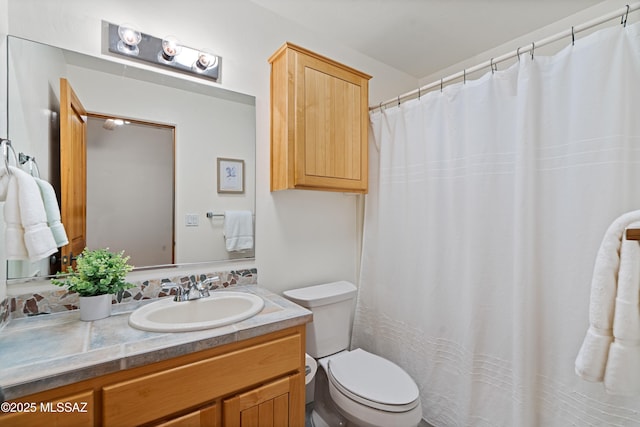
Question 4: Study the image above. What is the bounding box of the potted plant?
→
[53,248,134,321]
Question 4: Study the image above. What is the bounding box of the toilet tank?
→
[283,281,357,358]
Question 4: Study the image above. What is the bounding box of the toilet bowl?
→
[320,349,422,427]
[284,281,423,427]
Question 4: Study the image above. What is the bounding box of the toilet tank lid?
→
[283,281,357,308]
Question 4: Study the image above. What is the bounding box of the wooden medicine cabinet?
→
[269,42,371,193]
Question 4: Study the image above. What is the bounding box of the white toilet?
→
[284,281,422,427]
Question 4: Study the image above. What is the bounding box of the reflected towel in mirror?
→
[0,166,57,261]
[34,177,68,247]
[223,210,253,252]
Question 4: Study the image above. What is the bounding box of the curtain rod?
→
[370,2,640,111]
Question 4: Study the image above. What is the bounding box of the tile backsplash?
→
[1,268,257,326]
[0,298,9,331]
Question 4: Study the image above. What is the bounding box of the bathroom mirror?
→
[6,36,256,281]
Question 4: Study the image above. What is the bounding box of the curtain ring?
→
[463,69,466,84]
[397,96,400,106]
[516,47,521,61]
[440,78,443,92]
[418,87,421,100]
[622,4,630,27]
[379,102,383,111]
[530,42,535,60]
[571,26,575,46]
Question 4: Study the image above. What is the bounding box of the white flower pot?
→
[79,294,112,321]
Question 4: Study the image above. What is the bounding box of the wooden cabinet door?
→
[222,373,304,427]
[294,53,368,192]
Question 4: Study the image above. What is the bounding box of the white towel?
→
[604,342,640,396]
[223,210,253,252]
[0,166,27,258]
[1,166,57,261]
[35,177,69,248]
[575,212,640,396]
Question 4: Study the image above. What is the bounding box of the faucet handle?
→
[161,282,185,301]
[200,276,220,288]
[196,276,219,298]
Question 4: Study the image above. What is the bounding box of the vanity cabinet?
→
[269,42,371,193]
[0,326,305,427]
[0,390,95,427]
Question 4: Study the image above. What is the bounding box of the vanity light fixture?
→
[161,35,181,61]
[116,23,142,55]
[195,49,218,71]
[104,21,221,82]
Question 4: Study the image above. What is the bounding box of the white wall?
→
[0,0,8,300]
[2,0,417,296]
[418,0,634,88]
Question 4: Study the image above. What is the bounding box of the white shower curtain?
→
[353,23,640,426]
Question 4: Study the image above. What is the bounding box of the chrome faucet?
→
[161,276,219,302]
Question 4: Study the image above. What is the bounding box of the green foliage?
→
[52,248,134,297]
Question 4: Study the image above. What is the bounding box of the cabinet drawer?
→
[153,403,217,427]
[102,334,301,426]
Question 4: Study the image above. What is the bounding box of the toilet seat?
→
[327,349,420,412]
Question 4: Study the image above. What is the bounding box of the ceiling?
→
[252,0,606,79]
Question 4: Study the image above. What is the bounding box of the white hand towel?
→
[1,166,28,259]
[35,177,69,247]
[604,341,640,396]
[3,166,57,261]
[0,165,9,200]
[223,210,253,252]
[576,213,640,395]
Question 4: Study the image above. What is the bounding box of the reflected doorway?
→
[85,115,175,267]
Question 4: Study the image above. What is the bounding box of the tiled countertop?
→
[0,285,312,401]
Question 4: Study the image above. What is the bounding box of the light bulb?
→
[161,36,182,61]
[117,23,142,55]
[195,49,218,71]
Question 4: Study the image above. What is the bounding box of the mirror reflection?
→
[6,36,256,281]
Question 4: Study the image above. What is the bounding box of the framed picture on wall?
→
[217,157,245,194]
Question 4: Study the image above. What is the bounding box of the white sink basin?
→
[128,291,265,332]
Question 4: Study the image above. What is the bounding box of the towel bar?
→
[206,211,255,218]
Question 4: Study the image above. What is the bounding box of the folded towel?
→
[2,166,57,261]
[223,210,253,252]
[1,166,28,259]
[35,177,69,247]
[575,213,640,395]
[0,166,8,200]
[604,341,640,396]
[575,328,614,381]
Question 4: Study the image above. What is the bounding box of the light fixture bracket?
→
[104,22,221,83]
